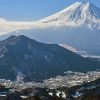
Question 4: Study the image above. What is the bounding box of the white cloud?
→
[0,18,6,22]
[0,18,38,35]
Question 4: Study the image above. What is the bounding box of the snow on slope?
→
[39,2,100,30]
[59,44,78,53]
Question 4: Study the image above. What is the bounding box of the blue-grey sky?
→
[0,0,100,21]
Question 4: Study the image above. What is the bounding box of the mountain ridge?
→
[0,35,99,81]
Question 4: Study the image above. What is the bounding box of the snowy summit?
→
[39,2,100,29]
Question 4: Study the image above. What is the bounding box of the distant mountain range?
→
[0,35,99,81]
[0,2,100,56]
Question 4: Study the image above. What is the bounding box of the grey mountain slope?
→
[0,35,99,81]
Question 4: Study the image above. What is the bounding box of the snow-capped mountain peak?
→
[39,2,100,29]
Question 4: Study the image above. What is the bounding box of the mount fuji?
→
[39,2,100,30]
[0,2,100,56]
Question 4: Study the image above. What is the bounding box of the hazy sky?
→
[0,0,100,21]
